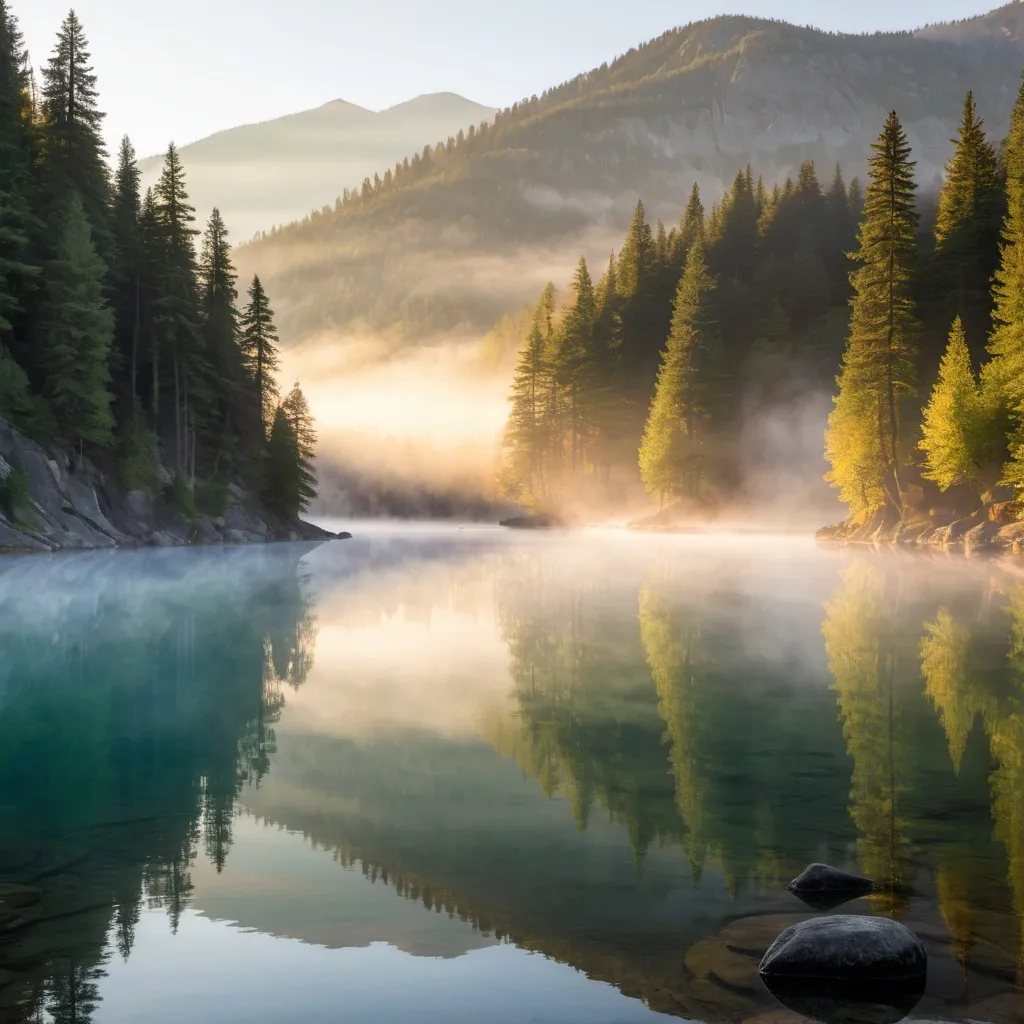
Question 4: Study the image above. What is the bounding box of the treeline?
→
[0,4,315,521]
[501,83,1024,523]
[501,157,862,510]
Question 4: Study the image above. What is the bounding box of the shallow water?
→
[1,526,1024,1023]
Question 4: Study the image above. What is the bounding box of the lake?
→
[1,524,1023,1023]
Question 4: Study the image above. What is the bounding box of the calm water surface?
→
[1,525,1024,1023]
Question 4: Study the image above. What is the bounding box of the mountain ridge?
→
[138,91,496,241]
[234,3,1024,346]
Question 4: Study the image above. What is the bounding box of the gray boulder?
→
[759,916,926,981]
[788,862,873,910]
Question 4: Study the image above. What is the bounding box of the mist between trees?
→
[498,87,1024,529]
[0,5,315,523]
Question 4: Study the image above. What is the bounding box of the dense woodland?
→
[500,84,1024,524]
[0,3,316,522]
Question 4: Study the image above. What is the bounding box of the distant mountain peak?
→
[319,98,374,115]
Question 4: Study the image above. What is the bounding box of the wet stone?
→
[787,863,873,911]
[760,915,927,981]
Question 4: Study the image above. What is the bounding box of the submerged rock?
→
[787,863,873,910]
[760,975,926,1024]
[759,916,927,981]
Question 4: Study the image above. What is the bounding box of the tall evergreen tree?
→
[198,208,252,467]
[639,238,721,505]
[39,10,110,253]
[263,405,301,520]
[984,75,1024,446]
[110,134,141,409]
[239,274,280,437]
[931,92,1002,363]
[671,183,704,273]
[37,192,114,446]
[918,317,984,492]
[282,380,317,511]
[825,112,919,519]
[0,0,36,350]
[552,256,597,475]
[504,320,552,502]
[151,142,202,477]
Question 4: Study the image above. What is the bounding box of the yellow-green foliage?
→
[919,317,983,492]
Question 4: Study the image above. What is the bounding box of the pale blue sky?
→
[22,0,1003,158]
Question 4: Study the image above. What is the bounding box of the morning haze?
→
[24,0,1000,157]
[10,0,1024,1020]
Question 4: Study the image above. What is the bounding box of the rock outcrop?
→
[818,504,1024,558]
[0,418,343,554]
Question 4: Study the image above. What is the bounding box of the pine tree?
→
[552,256,597,475]
[151,142,202,477]
[504,320,552,502]
[0,0,36,349]
[671,183,704,273]
[110,135,141,410]
[198,208,252,468]
[639,238,720,504]
[282,381,317,512]
[239,274,280,436]
[37,192,114,446]
[984,75,1024,443]
[931,92,1002,362]
[826,164,855,303]
[825,112,919,520]
[617,199,654,299]
[918,317,983,492]
[39,10,110,254]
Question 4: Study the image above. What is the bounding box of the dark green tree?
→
[282,380,317,512]
[37,192,114,446]
[931,92,1002,363]
[0,0,36,354]
[39,10,111,254]
[639,238,721,504]
[151,142,202,478]
[110,135,141,410]
[239,274,280,437]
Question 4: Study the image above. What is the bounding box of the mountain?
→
[138,93,497,241]
[235,4,1024,347]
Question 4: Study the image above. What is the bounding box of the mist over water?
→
[2,530,1024,1022]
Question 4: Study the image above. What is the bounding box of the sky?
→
[22,0,1004,158]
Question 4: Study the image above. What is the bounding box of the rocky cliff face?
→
[0,419,337,554]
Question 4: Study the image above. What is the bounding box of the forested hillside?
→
[237,4,1024,345]
[0,2,316,525]
[137,92,496,243]
[496,81,1024,533]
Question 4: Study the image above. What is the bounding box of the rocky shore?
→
[0,418,344,555]
[817,502,1024,557]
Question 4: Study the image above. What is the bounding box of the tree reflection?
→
[823,563,917,911]
[0,545,320,1022]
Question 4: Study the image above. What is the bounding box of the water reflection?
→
[2,534,1024,1022]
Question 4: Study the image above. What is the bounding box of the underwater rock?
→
[787,863,873,910]
[760,975,926,1024]
[759,916,927,981]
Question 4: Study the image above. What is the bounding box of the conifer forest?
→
[0,4,316,523]
[500,86,1024,528]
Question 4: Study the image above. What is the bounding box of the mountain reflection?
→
[5,538,1024,1022]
